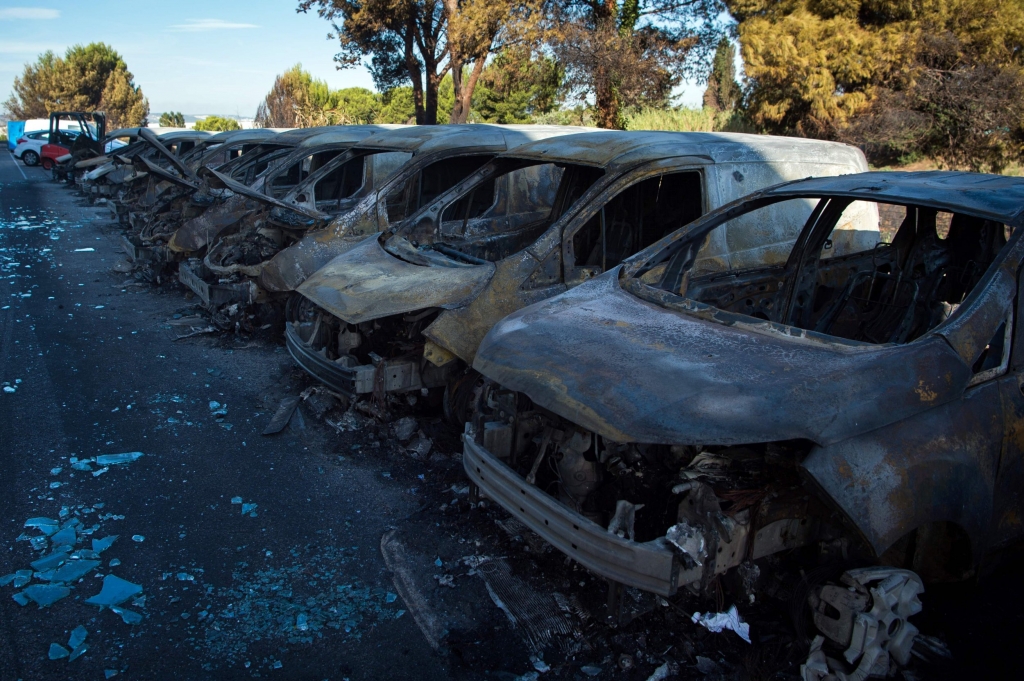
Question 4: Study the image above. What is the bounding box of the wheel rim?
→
[23,151,38,165]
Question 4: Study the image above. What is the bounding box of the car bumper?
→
[462,432,687,597]
[285,321,424,397]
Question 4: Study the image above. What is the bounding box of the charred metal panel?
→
[168,193,261,253]
[296,237,494,324]
[472,269,972,446]
[802,378,1003,558]
[424,248,566,364]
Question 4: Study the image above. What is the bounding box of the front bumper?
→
[462,433,687,597]
[285,321,425,397]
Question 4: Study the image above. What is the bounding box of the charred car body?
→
[177,124,592,310]
[287,132,868,412]
[464,171,1023,628]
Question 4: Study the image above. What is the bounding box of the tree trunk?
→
[404,15,426,124]
[424,68,439,125]
[450,58,486,124]
[595,0,621,129]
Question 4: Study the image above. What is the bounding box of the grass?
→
[623,106,757,134]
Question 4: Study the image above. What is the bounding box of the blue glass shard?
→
[49,527,76,547]
[68,625,88,649]
[110,606,143,624]
[85,575,142,608]
[22,584,71,607]
[30,548,70,571]
[91,535,118,553]
[52,560,100,583]
[48,643,70,660]
[24,518,59,536]
[95,452,143,465]
[68,643,88,661]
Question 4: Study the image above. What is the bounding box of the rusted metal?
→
[465,170,1024,596]
[289,131,868,404]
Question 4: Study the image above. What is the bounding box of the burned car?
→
[177,124,592,310]
[463,171,1024,673]
[161,125,398,259]
[287,132,868,411]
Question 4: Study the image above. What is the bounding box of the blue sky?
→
[0,1,703,117]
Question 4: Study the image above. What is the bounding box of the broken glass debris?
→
[95,452,144,465]
[111,606,143,624]
[52,560,101,583]
[12,592,29,606]
[24,517,60,535]
[31,548,71,571]
[131,535,144,542]
[50,467,62,475]
[92,467,109,477]
[231,496,243,504]
[109,558,121,567]
[2,569,33,588]
[68,643,88,661]
[68,626,87,649]
[92,536,118,553]
[22,584,71,607]
[48,643,70,660]
[85,575,143,608]
[241,503,257,515]
[49,526,76,547]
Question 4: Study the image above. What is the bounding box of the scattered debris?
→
[95,452,144,465]
[85,575,143,608]
[262,396,300,435]
[691,605,751,643]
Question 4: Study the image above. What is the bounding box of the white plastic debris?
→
[95,452,143,465]
[692,605,751,643]
[73,248,96,252]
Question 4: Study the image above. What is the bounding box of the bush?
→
[193,116,241,132]
[623,107,756,133]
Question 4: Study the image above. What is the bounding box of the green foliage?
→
[728,0,1024,170]
[159,111,185,127]
[703,38,740,111]
[472,50,562,123]
[376,87,417,124]
[623,106,756,133]
[193,115,241,132]
[2,43,148,127]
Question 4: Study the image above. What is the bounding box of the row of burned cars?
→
[68,123,1024,679]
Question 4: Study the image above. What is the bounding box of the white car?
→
[13,129,81,166]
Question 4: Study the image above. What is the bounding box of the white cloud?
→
[169,19,259,32]
[0,8,61,20]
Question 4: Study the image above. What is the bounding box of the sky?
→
[0,1,704,118]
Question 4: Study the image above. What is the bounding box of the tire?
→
[22,150,39,166]
[41,158,52,170]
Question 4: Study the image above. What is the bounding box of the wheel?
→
[21,150,39,166]
[41,158,52,170]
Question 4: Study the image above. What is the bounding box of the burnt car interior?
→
[388,160,605,264]
[637,197,1012,347]
[383,154,496,225]
[267,149,348,198]
[570,171,703,276]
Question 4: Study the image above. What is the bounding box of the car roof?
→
[764,171,1024,226]
[502,131,864,173]
[264,126,352,146]
[353,124,598,155]
[154,130,214,142]
[203,128,287,144]
[296,125,408,149]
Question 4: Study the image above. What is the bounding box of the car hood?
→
[473,269,972,446]
[297,236,495,324]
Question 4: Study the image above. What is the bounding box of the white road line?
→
[7,152,28,180]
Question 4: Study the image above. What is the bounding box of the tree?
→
[159,111,185,127]
[3,43,148,127]
[193,115,242,132]
[728,0,1024,168]
[255,64,390,126]
[472,48,562,123]
[547,0,727,129]
[703,37,739,111]
[297,0,521,125]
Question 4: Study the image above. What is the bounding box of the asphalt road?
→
[0,155,462,680]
